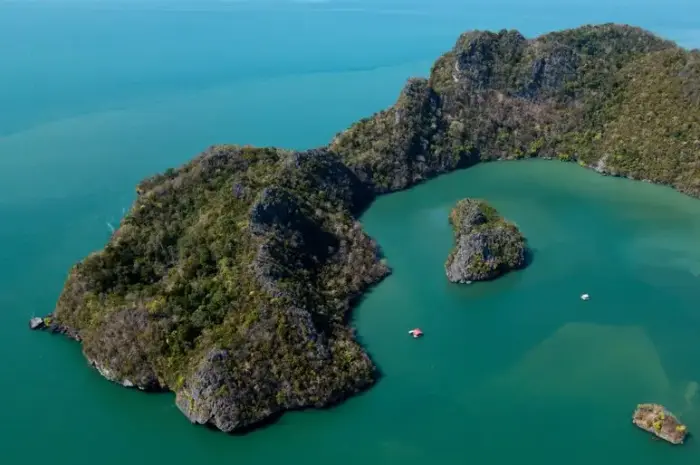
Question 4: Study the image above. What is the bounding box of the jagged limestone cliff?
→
[50,146,388,432]
[445,199,527,283]
[39,24,700,433]
[331,24,700,197]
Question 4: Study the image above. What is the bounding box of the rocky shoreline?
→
[30,316,81,341]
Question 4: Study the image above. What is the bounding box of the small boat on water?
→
[408,328,423,338]
[581,293,590,301]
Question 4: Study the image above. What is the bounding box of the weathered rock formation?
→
[633,403,688,444]
[445,199,527,282]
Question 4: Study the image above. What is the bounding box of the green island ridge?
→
[445,199,528,283]
[32,23,700,433]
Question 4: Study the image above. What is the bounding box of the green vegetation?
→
[331,24,700,197]
[50,146,388,431]
[445,199,527,282]
[449,199,501,227]
[42,24,700,433]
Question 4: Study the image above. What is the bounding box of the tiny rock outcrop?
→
[29,317,45,330]
[445,199,528,282]
[633,403,688,444]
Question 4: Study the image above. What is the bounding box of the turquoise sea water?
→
[2,1,700,464]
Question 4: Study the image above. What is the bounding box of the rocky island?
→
[445,199,527,282]
[633,403,687,444]
[32,23,700,433]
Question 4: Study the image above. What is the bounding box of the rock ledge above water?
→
[633,403,687,444]
[29,317,45,330]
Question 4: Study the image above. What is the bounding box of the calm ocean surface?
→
[2,1,700,464]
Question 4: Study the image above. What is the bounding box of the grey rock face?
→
[445,229,526,282]
[249,187,311,237]
[29,317,45,330]
[445,199,528,283]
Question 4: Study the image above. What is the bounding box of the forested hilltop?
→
[39,24,700,433]
[332,24,700,196]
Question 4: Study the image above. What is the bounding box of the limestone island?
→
[633,403,688,444]
[30,23,700,434]
[445,199,527,283]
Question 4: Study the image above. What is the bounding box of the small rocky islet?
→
[633,404,688,445]
[445,199,527,283]
[30,23,700,434]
